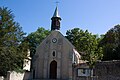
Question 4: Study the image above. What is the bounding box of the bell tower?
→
[51,6,61,31]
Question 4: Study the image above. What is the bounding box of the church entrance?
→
[49,60,57,79]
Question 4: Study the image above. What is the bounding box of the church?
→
[31,6,84,80]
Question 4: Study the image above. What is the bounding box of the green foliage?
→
[27,27,50,57]
[100,24,120,60]
[0,7,27,76]
[66,28,103,67]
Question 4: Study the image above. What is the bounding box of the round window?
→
[52,38,57,43]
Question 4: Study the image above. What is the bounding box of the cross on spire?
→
[55,1,59,6]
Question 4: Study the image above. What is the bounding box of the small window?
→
[53,51,55,56]
[77,68,91,77]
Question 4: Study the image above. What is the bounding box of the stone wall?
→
[94,60,120,80]
[6,71,31,80]
[74,60,120,80]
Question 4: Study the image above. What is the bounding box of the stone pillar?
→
[57,60,61,79]
[43,52,48,78]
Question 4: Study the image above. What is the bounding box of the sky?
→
[0,0,120,35]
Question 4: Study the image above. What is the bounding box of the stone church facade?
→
[32,6,81,80]
[32,31,79,79]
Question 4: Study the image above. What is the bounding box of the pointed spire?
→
[53,6,60,17]
[51,6,61,31]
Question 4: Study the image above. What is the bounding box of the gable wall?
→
[32,31,74,79]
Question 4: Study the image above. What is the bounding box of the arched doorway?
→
[49,60,57,79]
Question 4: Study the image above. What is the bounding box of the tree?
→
[100,24,120,60]
[66,28,103,68]
[0,7,27,76]
[27,27,50,57]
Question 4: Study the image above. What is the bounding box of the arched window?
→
[52,51,55,57]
